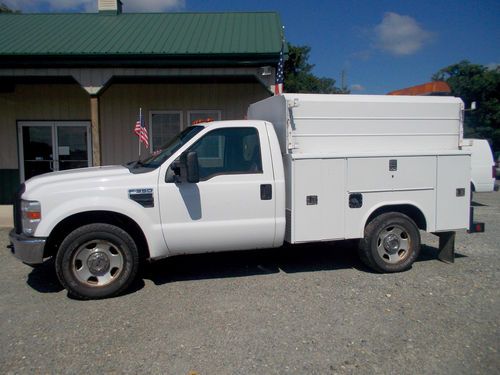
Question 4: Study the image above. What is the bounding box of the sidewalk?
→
[0,205,13,228]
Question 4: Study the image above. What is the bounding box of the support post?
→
[90,95,101,166]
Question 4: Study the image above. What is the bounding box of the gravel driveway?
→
[1,192,499,374]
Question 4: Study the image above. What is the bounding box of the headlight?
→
[21,200,41,236]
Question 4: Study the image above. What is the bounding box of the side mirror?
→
[179,151,199,183]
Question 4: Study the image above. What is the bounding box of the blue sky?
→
[3,0,499,94]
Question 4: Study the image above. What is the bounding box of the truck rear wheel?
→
[55,223,139,299]
[358,212,420,273]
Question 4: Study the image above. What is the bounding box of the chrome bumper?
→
[8,229,46,265]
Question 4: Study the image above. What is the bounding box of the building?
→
[0,0,285,203]
[387,81,451,96]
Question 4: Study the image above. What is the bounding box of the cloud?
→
[374,12,433,56]
[350,84,365,92]
[486,63,499,71]
[1,0,185,12]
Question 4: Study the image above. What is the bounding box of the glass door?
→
[18,121,92,181]
[57,125,90,171]
[20,124,54,180]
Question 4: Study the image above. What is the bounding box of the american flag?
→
[274,41,285,95]
[134,109,149,149]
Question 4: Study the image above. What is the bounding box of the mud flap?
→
[434,231,455,264]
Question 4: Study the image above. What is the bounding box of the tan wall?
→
[100,82,270,165]
[0,84,90,169]
[0,81,270,169]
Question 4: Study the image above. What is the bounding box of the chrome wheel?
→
[376,225,410,264]
[72,240,124,286]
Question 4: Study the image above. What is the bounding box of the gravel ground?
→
[1,191,499,374]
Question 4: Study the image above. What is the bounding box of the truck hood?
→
[23,165,132,197]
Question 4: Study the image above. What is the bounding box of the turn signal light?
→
[26,211,41,220]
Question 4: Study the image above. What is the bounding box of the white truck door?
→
[159,124,276,254]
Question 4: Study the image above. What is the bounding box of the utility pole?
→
[341,69,347,92]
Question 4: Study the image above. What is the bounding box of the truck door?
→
[158,123,276,254]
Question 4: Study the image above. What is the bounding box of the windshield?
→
[128,126,204,170]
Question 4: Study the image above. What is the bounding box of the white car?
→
[462,139,496,192]
[496,153,500,178]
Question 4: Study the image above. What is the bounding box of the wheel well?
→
[44,211,150,260]
[366,204,427,231]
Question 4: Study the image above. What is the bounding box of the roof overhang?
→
[0,53,282,69]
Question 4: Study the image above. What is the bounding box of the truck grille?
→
[13,183,25,234]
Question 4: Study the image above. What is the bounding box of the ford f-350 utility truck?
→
[9,94,483,299]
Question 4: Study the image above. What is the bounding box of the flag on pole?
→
[274,34,285,95]
[134,108,149,149]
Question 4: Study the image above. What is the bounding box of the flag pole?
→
[138,107,142,159]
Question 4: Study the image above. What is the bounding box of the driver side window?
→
[189,127,262,181]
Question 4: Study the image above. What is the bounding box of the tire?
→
[55,223,139,299]
[358,212,421,273]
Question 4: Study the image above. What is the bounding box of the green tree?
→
[433,60,500,151]
[284,44,348,94]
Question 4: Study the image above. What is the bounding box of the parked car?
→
[462,139,496,192]
[495,152,500,178]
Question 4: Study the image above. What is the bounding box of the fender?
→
[360,200,432,238]
[35,196,169,259]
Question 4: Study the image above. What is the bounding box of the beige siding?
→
[100,82,270,165]
[0,84,89,168]
[0,82,270,169]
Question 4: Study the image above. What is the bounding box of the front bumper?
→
[8,229,46,265]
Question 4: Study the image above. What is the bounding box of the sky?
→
[2,0,499,94]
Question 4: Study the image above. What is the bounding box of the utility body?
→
[9,94,483,299]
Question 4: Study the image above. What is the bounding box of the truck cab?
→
[10,120,285,299]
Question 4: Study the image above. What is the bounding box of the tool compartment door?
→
[292,158,346,242]
[436,155,471,231]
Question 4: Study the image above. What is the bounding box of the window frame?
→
[187,126,263,181]
[149,110,183,152]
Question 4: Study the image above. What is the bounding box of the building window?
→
[149,111,182,152]
[187,110,221,126]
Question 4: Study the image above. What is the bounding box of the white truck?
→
[9,94,484,299]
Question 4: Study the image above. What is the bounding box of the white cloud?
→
[350,84,365,92]
[486,63,499,71]
[1,0,185,12]
[374,12,432,56]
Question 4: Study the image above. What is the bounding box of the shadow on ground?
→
[25,240,466,294]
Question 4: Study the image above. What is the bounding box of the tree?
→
[0,3,20,13]
[433,60,500,151]
[284,44,348,94]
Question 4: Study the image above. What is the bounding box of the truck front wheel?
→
[55,223,139,299]
[358,212,421,273]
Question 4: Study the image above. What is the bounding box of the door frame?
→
[17,121,92,182]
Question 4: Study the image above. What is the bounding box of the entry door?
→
[159,124,276,255]
[18,121,92,181]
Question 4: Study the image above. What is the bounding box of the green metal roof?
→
[0,12,284,66]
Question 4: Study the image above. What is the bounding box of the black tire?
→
[55,223,139,299]
[358,212,420,273]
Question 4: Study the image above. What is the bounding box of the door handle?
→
[260,184,272,200]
